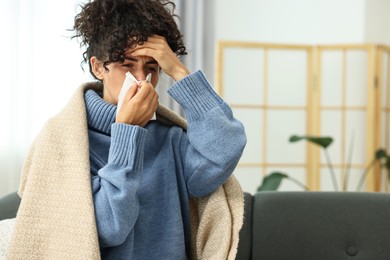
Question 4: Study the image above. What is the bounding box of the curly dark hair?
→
[72,0,187,79]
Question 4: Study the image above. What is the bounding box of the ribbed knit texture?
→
[85,90,116,135]
[168,70,223,122]
[109,124,146,169]
[8,71,245,260]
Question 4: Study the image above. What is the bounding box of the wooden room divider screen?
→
[216,42,390,192]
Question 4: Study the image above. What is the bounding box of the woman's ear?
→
[90,56,104,80]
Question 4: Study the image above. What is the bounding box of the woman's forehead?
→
[123,55,157,64]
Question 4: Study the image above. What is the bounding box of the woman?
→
[8,0,246,259]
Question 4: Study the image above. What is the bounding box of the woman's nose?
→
[132,69,147,81]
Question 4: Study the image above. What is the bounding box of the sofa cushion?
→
[252,191,390,260]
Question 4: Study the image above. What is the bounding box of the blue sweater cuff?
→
[109,123,147,170]
[168,70,224,121]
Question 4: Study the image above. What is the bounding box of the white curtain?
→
[0,0,91,197]
[0,0,214,198]
[157,0,216,114]
[176,0,216,81]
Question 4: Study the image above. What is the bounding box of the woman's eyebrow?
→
[146,60,158,65]
[124,57,138,62]
[124,57,158,65]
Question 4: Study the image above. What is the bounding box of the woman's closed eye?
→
[146,66,158,72]
[121,63,134,69]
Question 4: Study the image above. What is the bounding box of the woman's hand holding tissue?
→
[115,80,159,127]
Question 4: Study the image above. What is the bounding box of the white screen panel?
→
[320,168,343,191]
[344,168,367,192]
[381,113,386,148]
[223,48,264,105]
[267,50,307,106]
[266,110,306,164]
[346,50,368,107]
[320,111,342,164]
[380,168,390,192]
[232,108,263,164]
[234,167,262,194]
[381,53,389,106]
[381,112,390,149]
[344,110,367,164]
[321,51,343,107]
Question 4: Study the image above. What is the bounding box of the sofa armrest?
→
[0,192,20,220]
[236,192,253,260]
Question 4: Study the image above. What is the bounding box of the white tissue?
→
[116,72,155,120]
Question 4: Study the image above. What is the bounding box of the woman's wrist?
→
[172,66,190,81]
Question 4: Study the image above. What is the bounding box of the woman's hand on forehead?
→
[130,35,190,81]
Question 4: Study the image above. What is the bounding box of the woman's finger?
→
[131,81,153,102]
[122,82,138,102]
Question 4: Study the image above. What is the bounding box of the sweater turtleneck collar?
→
[84,89,116,135]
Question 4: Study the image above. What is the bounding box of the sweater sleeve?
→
[168,70,247,198]
[91,123,147,247]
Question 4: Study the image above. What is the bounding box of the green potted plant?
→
[257,135,389,192]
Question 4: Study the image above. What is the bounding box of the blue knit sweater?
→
[84,71,246,259]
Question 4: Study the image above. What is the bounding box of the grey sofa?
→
[236,191,390,260]
[2,191,390,260]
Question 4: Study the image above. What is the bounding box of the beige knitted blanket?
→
[8,83,244,259]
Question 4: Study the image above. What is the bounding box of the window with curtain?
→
[0,0,92,197]
[0,0,214,197]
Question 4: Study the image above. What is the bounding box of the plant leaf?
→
[289,135,304,142]
[257,172,288,191]
[375,149,387,159]
[289,135,333,149]
[385,156,390,171]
